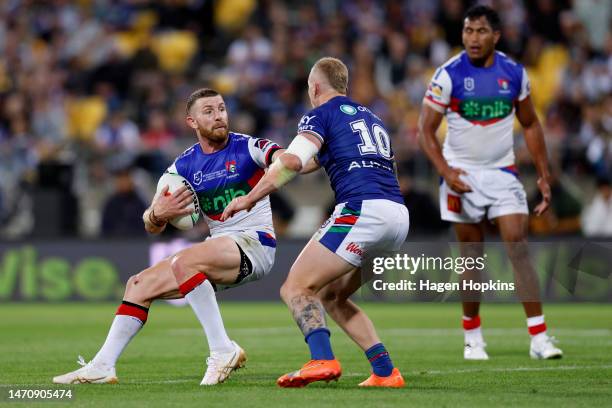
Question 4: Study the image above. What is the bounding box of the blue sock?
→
[365,343,393,377]
[305,328,334,360]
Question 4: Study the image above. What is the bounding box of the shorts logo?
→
[225,160,237,173]
[447,194,462,213]
[340,104,357,115]
[321,218,332,229]
[464,77,475,91]
[192,171,203,186]
[513,189,526,205]
[345,242,364,257]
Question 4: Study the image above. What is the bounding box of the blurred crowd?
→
[0,0,611,239]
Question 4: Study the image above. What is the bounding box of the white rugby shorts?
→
[214,229,276,290]
[314,199,410,267]
[440,166,528,223]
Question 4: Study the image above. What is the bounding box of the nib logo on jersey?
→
[200,188,247,218]
[452,97,513,125]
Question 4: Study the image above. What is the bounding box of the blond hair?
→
[312,57,349,94]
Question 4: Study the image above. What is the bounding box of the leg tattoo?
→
[290,295,327,336]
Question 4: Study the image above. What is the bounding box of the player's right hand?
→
[443,168,472,194]
[151,185,195,221]
[220,195,256,221]
[533,176,551,216]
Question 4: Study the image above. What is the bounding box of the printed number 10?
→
[350,119,392,159]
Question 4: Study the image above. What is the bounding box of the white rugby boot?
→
[464,340,489,360]
[53,356,118,384]
[530,334,563,360]
[200,341,247,385]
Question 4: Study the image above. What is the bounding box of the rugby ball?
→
[155,173,200,230]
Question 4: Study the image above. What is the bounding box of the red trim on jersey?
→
[528,323,547,336]
[463,316,481,330]
[116,303,148,323]
[207,213,223,221]
[425,95,448,108]
[247,168,265,188]
[467,117,507,126]
[178,272,207,296]
[449,97,461,112]
[265,146,282,166]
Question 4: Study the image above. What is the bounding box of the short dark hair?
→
[465,5,501,32]
[186,88,220,113]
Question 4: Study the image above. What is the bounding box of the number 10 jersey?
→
[297,95,403,205]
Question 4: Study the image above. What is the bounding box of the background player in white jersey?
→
[418,5,562,361]
[223,57,409,388]
[53,89,284,385]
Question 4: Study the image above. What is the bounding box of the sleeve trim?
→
[299,130,325,144]
[423,97,447,113]
[265,145,283,167]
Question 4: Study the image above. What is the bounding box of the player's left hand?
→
[534,177,551,216]
[221,196,256,221]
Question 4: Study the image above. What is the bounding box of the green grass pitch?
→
[1,303,611,407]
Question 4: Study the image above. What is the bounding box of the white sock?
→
[463,316,484,344]
[185,279,234,353]
[526,315,545,327]
[92,315,143,367]
[464,327,484,344]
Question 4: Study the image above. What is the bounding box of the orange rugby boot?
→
[277,359,342,388]
[358,368,405,388]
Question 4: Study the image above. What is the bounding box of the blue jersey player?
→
[223,58,410,388]
[54,89,284,386]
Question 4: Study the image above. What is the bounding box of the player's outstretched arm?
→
[268,148,286,165]
[143,185,195,234]
[221,133,321,220]
[267,148,319,173]
[418,104,471,193]
[300,155,321,174]
[516,96,551,216]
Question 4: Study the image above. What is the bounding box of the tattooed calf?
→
[290,295,327,336]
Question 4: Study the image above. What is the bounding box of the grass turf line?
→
[0,303,611,407]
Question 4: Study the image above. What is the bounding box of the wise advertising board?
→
[0,239,610,302]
